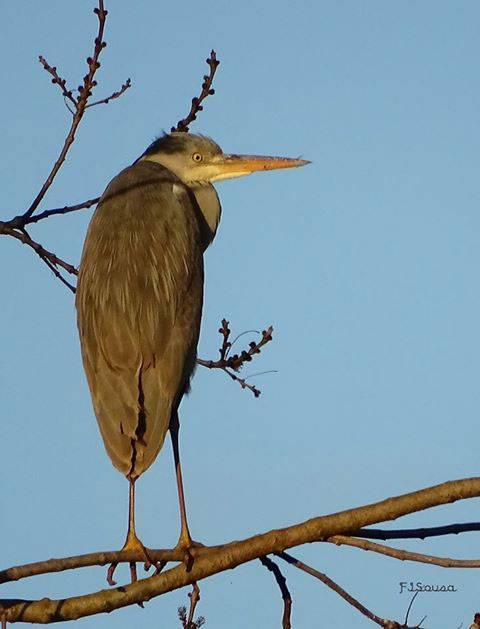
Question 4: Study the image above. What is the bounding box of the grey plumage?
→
[77,160,205,478]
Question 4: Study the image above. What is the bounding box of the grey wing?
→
[76,161,204,478]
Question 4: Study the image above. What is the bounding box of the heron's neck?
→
[190,183,222,248]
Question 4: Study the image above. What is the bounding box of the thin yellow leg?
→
[122,479,144,551]
[106,478,152,585]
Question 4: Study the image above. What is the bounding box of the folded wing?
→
[76,161,204,478]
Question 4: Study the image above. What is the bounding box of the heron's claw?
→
[175,537,205,572]
[106,562,118,586]
[106,532,159,586]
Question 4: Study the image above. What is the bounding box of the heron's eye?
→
[192,153,203,162]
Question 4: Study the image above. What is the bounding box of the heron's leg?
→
[107,478,153,585]
[170,411,194,549]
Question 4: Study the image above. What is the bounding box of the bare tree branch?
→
[3,477,480,622]
[0,548,182,585]
[35,249,77,293]
[23,0,112,222]
[38,56,77,107]
[1,225,78,277]
[277,552,425,628]
[327,535,480,568]
[19,198,100,227]
[276,551,390,627]
[260,556,292,629]
[171,50,220,133]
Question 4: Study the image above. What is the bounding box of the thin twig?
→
[172,50,220,133]
[2,226,78,276]
[20,197,100,226]
[355,522,480,541]
[276,551,418,628]
[260,556,292,629]
[178,583,205,628]
[221,367,262,397]
[85,78,131,108]
[328,535,480,568]
[198,319,274,371]
[276,551,386,626]
[38,56,77,107]
[37,251,76,293]
[23,0,109,221]
[187,582,201,628]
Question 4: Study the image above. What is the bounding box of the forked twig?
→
[23,0,128,223]
[2,225,78,278]
[7,197,100,229]
[277,551,426,628]
[38,56,76,107]
[23,1,109,221]
[197,319,274,396]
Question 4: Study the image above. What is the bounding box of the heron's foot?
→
[174,532,205,572]
[106,532,161,586]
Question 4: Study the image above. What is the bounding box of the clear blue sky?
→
[2,1,480,627]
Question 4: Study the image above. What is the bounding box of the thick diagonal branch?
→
[3,477,480,622]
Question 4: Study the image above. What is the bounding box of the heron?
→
[76,132,308,570]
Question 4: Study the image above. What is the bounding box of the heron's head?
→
[141,132,309,187]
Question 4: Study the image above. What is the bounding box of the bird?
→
[76,132,309,571]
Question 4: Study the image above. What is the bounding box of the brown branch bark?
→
[0,549,182,585]
[327,535,480,568]
[2,477,480,623]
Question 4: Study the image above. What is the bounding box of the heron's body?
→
[75,132,308,559]
[77,158,218,478]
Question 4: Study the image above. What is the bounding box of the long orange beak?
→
[211,153,310,181]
